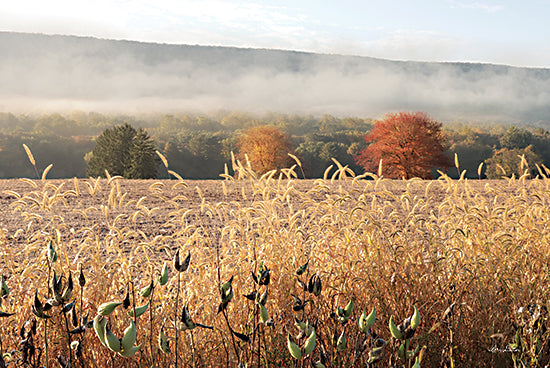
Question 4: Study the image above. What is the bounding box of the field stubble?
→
[0,175,548,367]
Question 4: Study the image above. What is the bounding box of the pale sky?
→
[1,0,549,67]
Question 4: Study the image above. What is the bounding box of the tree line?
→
[1,111,549,179]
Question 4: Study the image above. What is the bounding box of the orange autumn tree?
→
[236,125,293,174]
[356,111,451,179]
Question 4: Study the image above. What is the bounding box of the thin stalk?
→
[405,339,410,368]
[189,331,197,368]
[175,271,180,368]
[78,283,86,356]
[450,328,454,368]
[257,318,261,368]
[45,260,52,368]
[62,308,74,365]
[44,319,49,368]
[251,238,259,368]
[149,292,155,367]
[221,309,240,362]
[129,279,143,368]
[262,327,269,368]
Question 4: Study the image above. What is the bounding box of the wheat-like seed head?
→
[22,144,35,166]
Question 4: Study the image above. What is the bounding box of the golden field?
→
[0,170,549,367]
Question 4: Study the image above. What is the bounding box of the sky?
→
[1,0,549,68]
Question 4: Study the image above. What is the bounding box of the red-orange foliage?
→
[355,112,451,179]
[236,126,293,174]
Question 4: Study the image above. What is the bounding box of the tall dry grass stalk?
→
[0,159,550,366]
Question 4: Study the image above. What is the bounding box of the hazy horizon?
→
[1,32,550,124]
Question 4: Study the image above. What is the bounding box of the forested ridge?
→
[1,110,549,179]
[2,32,550,121]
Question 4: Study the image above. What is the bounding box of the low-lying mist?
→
[1,32,549,123]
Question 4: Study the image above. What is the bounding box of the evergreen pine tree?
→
[86,123,158,178]
[126,128,159,179]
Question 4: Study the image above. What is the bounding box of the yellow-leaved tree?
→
[236,126,293,174]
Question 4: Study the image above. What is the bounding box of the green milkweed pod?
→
[219,276,234,304]
[336,327,347,352]
[1,275,9,298]
[158,327,170,354]
[61,273,73,302]
[128,303,149,318]
[389,316,403,340]
[296,260,309,276]
[343,299,353,318]
[398,342,405,361]
[51,271,63,304]
[304,321,313,338]
[121,319,137,352]
[302,327,316,356]
[359,307,376,333]
[358,308,367,333]
[139,279,154,298]
[47,241,57,263]
[98,301,122,316]
[287,333,302,359]
[258,302,269,324]
[259,287,268,306]
[295,317,306,331]
[119,344,141,357]
[365,307,376,329]
[410,306,421,330]
[104,324,121,353]
[159,262,169,286]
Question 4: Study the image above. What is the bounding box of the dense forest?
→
[1,110,549,179]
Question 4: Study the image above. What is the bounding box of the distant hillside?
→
[1,31,550,123]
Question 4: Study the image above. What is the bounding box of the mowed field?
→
[0,175,549,367]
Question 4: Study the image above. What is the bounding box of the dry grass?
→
[0,168,549,367]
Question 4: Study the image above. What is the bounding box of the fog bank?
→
[1,32,549,122]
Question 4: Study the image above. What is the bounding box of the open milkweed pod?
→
[287,333,302,359]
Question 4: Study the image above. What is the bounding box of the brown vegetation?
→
[0,168,549,367]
